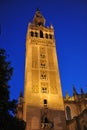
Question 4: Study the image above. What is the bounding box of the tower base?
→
[26,106,66,130]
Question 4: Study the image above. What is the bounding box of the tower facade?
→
[24,9,66,130]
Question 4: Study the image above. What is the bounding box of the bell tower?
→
[23,9,66,130]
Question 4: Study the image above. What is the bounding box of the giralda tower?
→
[23,9,66,130]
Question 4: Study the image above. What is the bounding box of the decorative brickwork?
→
[23,9,66,130]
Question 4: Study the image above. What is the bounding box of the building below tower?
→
[64,87,87,130]
[17,87,87,130]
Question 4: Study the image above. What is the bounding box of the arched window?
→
[46,33,48,39]
[44,99,47,107]
[40,30,43,38]
[49,34,52,39]
[66,106,71,120]
[44,99,47,104]
[42,88,47,93]
[30,31,34,37]
[44,117,48,123]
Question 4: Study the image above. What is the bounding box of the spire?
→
[80,88,85,99]
[80,88,84,95]
[66,91,70,100]
[18,91,23,104]
[19,91,23,97]
[73,85,79,101]
[73,85,78,96]
[33,9,46,26]
[50,23,54,29]
[36,8,40,12]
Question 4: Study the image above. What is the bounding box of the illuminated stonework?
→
[23,9,66,130]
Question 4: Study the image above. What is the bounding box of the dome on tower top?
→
[32,9,46,26]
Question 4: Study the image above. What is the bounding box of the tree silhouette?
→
[0,49,26,130]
